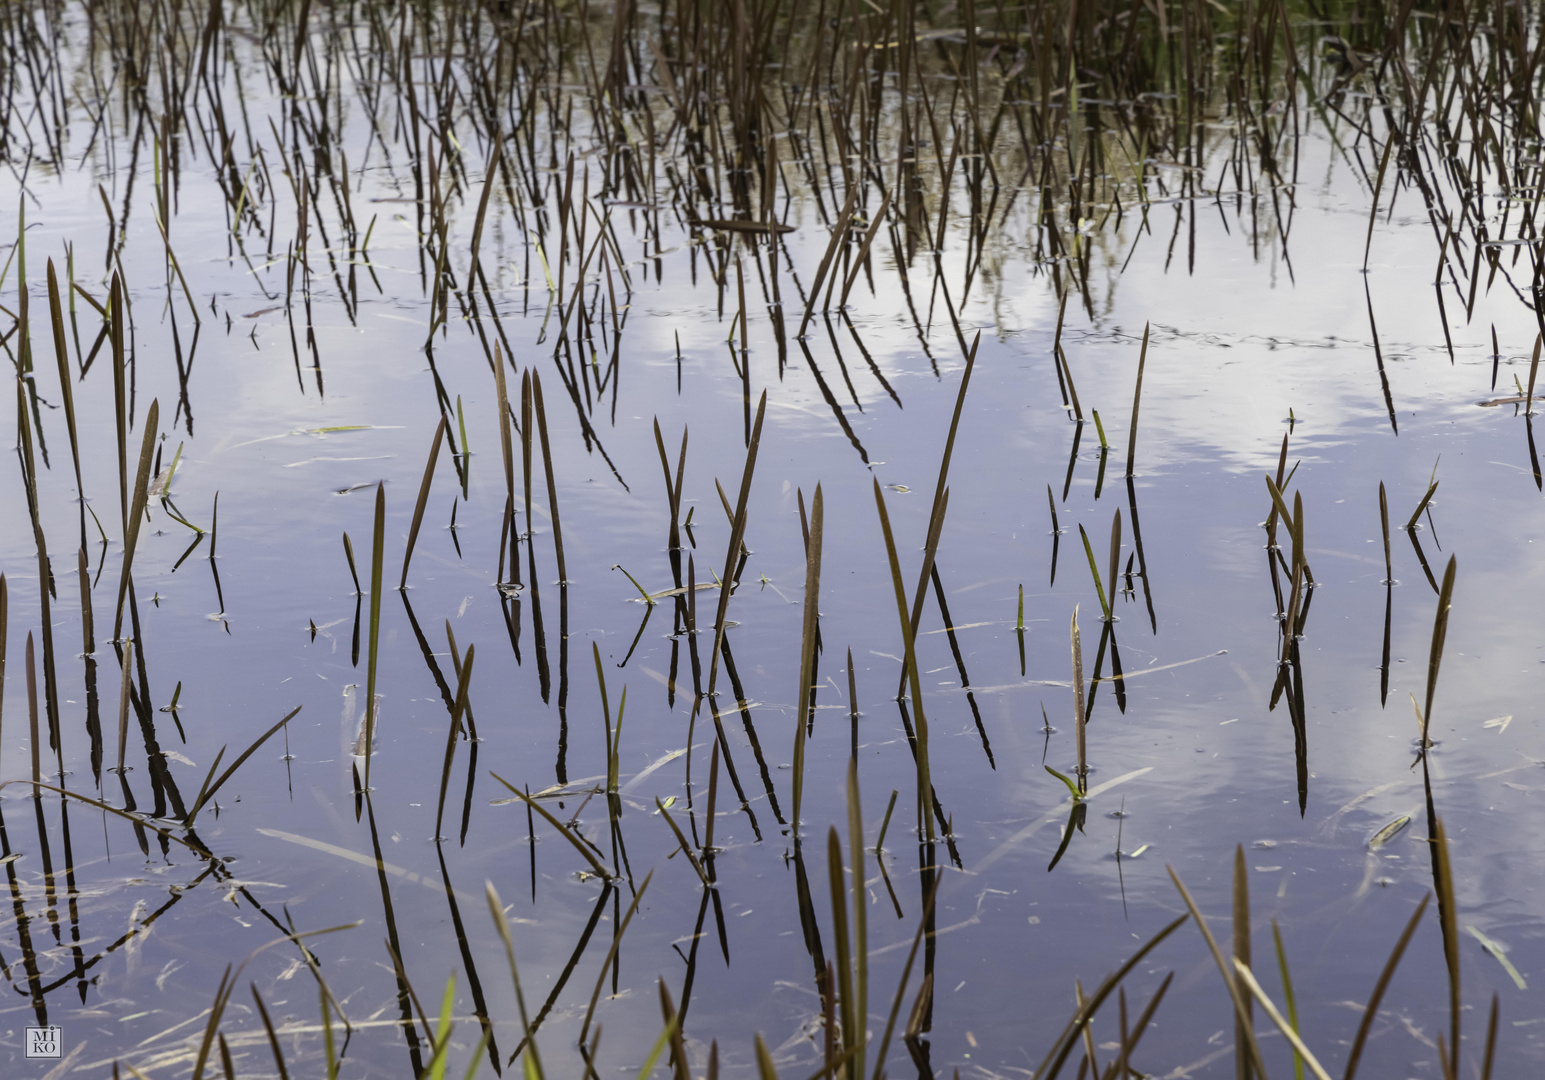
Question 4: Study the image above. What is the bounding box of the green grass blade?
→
[1078,525,1111,620]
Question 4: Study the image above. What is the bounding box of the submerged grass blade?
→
[186,706,303,825]
[490,773,609,879]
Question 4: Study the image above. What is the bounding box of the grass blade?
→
[114,398,160,642]
[1071,607,1086,789]
[1234,845,1253,1080]
[1273,922,1304,1080]
[400,415,448,590]
[1125,323,1149,478]
[186,706,303,825]
[436,644,475,839]
[1341,894,1431,1080]
[363,483,386,790]
[1026,913,1190,1080]
[1233,960,1333,1080]
[1078,525,1111,621]
[873,480,934,843]
[1166,866,1272,1080]
[578,870,654,1047]
[532,372,567,584]
[490,773,609,879]
[705,391,768,697]
[792,485,824,834]
[1421,556,1456,751]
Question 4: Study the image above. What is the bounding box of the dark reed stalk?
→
[578,871,655,1047]
[656,797,711,887]
[1048,484,1061,586]
[490,774,609,879]
[46,260,86,551]
[493,344,517,583]
[1434,816,1461,1080]
[797,182,859,338]
[868,877,942,1080]
[113,399,160,642]
[704,739,721,864]
[1379,482,1391,581]
[1234,845,1253,1080]
[1481,994,1499,1080]
[342,533,361,594]
[839,189,894,308]
[1060,348,1085,421]
[1528,334,1542,417]
[1071,607,1086,792]
[852,652,865,760]
[115,637,133,774]
[400,415,448,590]
[1405,466,1440,532]
[1342,894,1431,1080]
[705,391,768,698]
[791,484,823,835]
[1107,509,1122,614]
[110,273,128,533]
[1025,914,1190,1080]
[897,335,979,694]
[846,761,869,1080]
[532,372,567,583]
[1125,323,1150,478]
[26,633,39,787]
[0,575,5,770]
[185,706,303,827]
[1362,135,1396,271]
[435,643,474,839]
[591,642,624,794]
[873,480,934,843]
[363,483,386,790]
[1078,525,1112,621]
[1420,556,1456,753]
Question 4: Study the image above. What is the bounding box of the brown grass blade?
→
[1342,893,1430,1080]
[400,415,448,590]
[792,485,824,834]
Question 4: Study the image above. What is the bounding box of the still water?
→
[0,3,1542,1077]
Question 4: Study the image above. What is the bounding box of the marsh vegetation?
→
[0,0,1543,1076]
